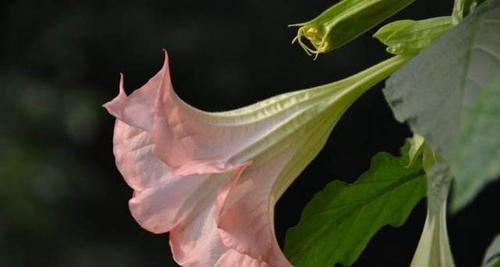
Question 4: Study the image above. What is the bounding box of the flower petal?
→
[112,120,164,191]
[112,119,223,233]
[129,170,217,234]
[216,105,337,267]
[170,204,270,267]
[103,52,169,131]
[149,53,351,176]
[106,51,364,178]
[113,119,267,266]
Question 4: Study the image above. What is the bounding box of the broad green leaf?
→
[483,234,500,267]
[374,17,452,56]
[411,151,455,267]
[452,78,500,210]
[284,144,426,267]
[383,0,500,210]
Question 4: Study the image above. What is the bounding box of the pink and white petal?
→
[129,169,234,234]
[170,204,269,267]
[105,51,336,177]
[151,78,244,175]
[129,172,213,234]
[213,249,269,267]
[112,119,228,233]
[102,74,128,122]
[216,109,336,267]
[151,73,333,176]
[112,120,166,190]
[103,51,170,131]
[216,149,295,267]
[107,51,358,178]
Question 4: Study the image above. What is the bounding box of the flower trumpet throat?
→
[291,0,416,57]
[103,51,408,267]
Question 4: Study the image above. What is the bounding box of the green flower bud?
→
[374,17,453,56]
[453,0,486,23]
[291,0,415,58]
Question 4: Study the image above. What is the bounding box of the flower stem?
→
[452,0,466,24]
[411,147,456,267]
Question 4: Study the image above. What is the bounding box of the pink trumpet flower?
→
[103,51,406,267]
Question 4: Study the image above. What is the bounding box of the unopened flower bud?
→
[291,0,415,58]
[374,17,453,56]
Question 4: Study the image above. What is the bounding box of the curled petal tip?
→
[103,73,127,117]
[117,73,126,98]
[119,72,125,86]
[162,49,169,64]
[159,49,172,87]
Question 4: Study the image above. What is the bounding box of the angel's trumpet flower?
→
[103,51,407,267]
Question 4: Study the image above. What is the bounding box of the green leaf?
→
[483,234,500,267]
[284,144,426,267]
[383,0,500,211]
[374,17,453,56]
[451,78,500,210]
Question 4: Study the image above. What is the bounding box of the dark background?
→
[0,0,498,266]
